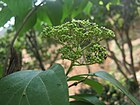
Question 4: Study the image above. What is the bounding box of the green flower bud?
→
[42,20,114,65]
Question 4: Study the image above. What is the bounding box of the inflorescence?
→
[42,20,115,66]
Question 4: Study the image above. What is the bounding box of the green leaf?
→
[15,10,37,33]
[48,64,69,96]
[34,19,44,32]
[36,4,52,26]
[2,0,35,33]
[94,71,140,105]
[70,94,105,105]
[0,6,13,27]
[83,2,93,15]
[44,0,63,25]
[71,0,89,18]
[61,0,73,22]
[2,0,32,19]
[0,64,69,105]
[70,101,93,105]
[68,74,103,94]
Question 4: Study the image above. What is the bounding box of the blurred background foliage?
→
[0,0,140,104]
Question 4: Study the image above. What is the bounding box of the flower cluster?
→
[42,20,115,65]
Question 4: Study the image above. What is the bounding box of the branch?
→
[3,2,44,76]
[68,76,89,88]
[106,40,129,80]
[114,34,131,74]
[26,31,45,70]
[125,29,138,86]
[50,52,59,67]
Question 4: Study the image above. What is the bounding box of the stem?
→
[68,76,89,88]
[66,61,74,76]
[82,51,91,73]
[81,39,102,52]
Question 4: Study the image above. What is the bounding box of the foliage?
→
[0,64,69,105]
[67,74,103,94]
[0,65,140,105]
[94,71,140,104]
[79,84,129,105]
[0,0,93,32]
